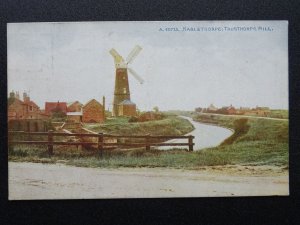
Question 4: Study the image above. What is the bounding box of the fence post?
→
[28,131,32,141]
[8,132,13,152]
[98,133,103,157]
[188,135,194,152]
[48,130,53,155]
[145,135,150,151]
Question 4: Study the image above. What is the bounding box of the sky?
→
[7,21,288,111]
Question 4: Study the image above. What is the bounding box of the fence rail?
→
[8,130,195,156]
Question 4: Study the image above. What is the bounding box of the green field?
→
[268,109,289,119]
[83,115,194,136]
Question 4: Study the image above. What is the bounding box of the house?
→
[8,91,48,121]
[82,99,104,123]
[67,101,83,112]
[45,101,67,115]
[138,112,156,122]
[217,105,236,115]
[118,99,136,117]
[236,107,251,115]
[227,106,236,115]
[255,106,270,115]
[245,106,271,116]
[8,91,50,131]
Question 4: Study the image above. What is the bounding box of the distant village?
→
[195,104,271,116]
[7,45,274,133]
[8,91,109,122]
[7,45,164,132]
[7,90,162,132]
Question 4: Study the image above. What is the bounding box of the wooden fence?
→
[8,130,195,156]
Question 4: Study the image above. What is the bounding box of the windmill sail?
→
[109,48,124,67]
[128,67,144,84]
[126,45,142,65]
[109,48,122,59]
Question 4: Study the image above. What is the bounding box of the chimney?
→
[16,91,20,99]
[9,91,15,99]
[102,96,106,121]
[23,92,30,103]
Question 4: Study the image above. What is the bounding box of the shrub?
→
[128,116,139,123]
[221,118,250,145]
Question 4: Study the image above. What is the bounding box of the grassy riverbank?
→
[193,113,288,166]
[83,115,194,136]
[9,113,288,169]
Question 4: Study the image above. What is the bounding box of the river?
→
[160,116,233,151]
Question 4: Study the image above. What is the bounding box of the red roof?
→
[45,102,67,114]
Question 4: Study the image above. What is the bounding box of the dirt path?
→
[9,162,289,200]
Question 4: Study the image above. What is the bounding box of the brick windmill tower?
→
[109,45,144,116]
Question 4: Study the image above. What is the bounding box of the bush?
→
[221,118,250,145]
[234,118,250,134]
[128,116,139,123]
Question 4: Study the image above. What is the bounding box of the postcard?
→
[7,21,289,199]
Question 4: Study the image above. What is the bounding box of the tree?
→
[51,106,66,120]
[153,106,159,113]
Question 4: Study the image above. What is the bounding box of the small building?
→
[255,106,270,115]
[245,106,271,116]
[240,107,251,111]
[66,111,83,123]
[140,112,155,121]
[45,101,67,115]
[82,99,104,123]
[217,105,236,115]
[256,106,270,111]
[236,107,251,115]
[118,99,136,117]
[67,101,83,112]
[227,106,236,115]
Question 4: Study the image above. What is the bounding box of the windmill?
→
[109,45,144,117]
